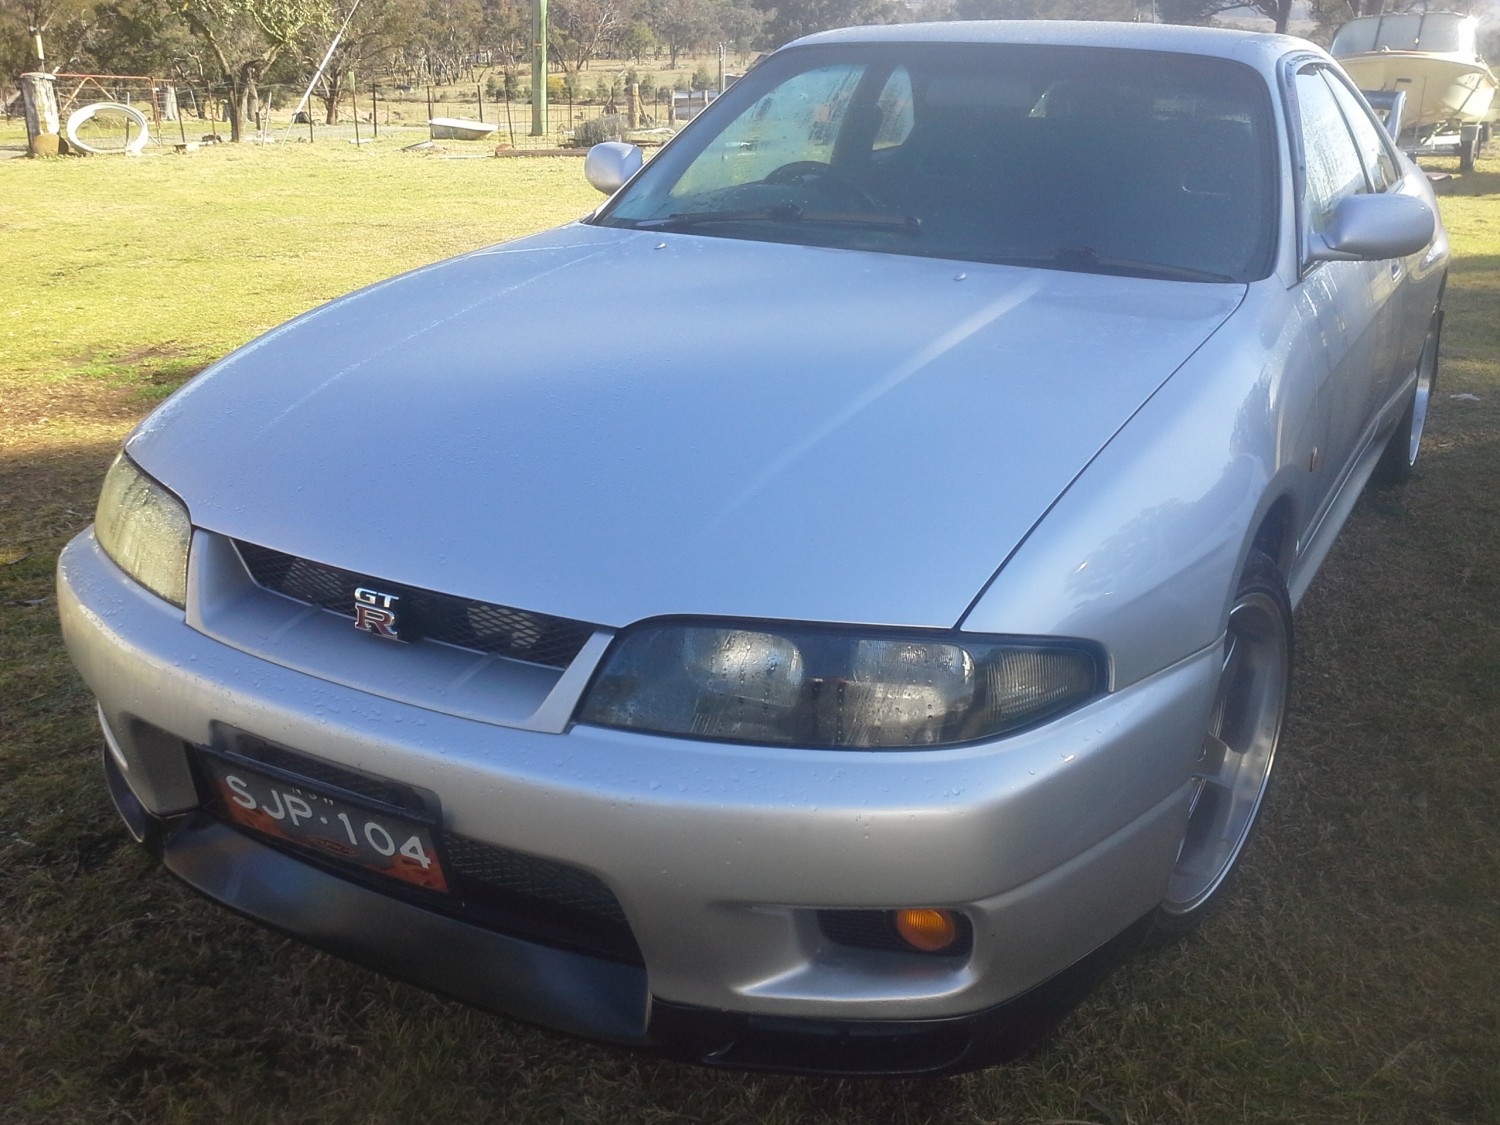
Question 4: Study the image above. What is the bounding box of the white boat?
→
[1331,12,1497,134]
[427,117,498,141]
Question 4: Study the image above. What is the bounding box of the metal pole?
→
[531,0,547,136]
[372,84,378,138]
[352,74,360,144]
[283,0,362,141]
[477,81,484,123]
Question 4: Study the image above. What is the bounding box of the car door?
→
[1320,66,1425,415]
[1288,60,1400,525]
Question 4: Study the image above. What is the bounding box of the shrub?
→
[571,114,625,147]
[691,64,714,92]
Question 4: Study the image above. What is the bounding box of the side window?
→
[1323,71,1400,191]
[1293,65,1368,234]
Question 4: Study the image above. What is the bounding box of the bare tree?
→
[549,0,628,74]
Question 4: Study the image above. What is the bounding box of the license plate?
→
[199,754,449,893]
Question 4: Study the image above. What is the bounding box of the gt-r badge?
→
[353,587,402,640]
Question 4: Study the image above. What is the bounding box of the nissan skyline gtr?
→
[58,19,1447,1075]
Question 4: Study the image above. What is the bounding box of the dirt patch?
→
[0,376,149,565]
[0,376,149,459]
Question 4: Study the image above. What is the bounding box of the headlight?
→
[576,621,1102,749]
[94,452,192,608]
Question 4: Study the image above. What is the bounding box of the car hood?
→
[129,224,1244,630]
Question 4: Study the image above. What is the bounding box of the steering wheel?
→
[762,161,881,210]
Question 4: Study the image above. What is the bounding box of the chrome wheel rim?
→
[1406,328,1438,467]
[1162,588,1288,915]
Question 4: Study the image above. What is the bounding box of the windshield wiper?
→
[633,205,920,234]
[992,246,1236,283]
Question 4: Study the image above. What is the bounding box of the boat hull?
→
[1338,52,1497,130]
[428,117,499,141]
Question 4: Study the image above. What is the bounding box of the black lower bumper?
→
[105,749,1143,1076]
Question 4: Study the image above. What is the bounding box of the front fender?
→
[960,282,1317,692]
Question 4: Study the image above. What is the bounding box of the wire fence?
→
[21,74,720,151]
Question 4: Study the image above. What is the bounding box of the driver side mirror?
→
[1308,192,1435,263]
[585,142,644,195]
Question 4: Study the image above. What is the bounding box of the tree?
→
[402,0,482,83]
[80,0,202,80]
[618,17,655,61]
[647,0,714,68]
[0,0,97,75]
[1155,0,1292,34]
[936,0,1133,20]
[749,0,902,49]
[176,0,329,139]
[478,0,529,67]
[300,0,417,124]
[549,0,628,74]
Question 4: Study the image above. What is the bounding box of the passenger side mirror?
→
[1309,192,1435,262]
[585,142,644,195]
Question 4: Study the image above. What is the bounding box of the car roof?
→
[788,19,1318,72]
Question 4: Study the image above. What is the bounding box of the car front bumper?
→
[60,529,1220,1072]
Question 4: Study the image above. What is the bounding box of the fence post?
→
[627,82,639,129]
[20,71,60,157]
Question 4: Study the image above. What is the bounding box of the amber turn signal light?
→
[894,908,962,953]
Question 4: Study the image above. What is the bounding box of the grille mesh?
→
[234,540,594,668]
[443,835,628,923]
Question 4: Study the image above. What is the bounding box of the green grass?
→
[1,117,599,392]
[2,133,1499,1123]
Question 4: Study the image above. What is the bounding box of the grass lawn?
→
[2,124,1498,1124]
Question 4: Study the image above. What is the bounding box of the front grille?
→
[234,540,594,669]
[203,732,642,964]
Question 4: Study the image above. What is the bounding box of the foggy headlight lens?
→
[577,622,1101,749]
[94,452,192,608]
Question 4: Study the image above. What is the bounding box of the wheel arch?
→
[1248,494,1296,582]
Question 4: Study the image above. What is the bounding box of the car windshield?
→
[594,42,1278,282]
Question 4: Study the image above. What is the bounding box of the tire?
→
[1373,309,1441,488]
[1150,551,1291,938]
[1460,125,1479,173]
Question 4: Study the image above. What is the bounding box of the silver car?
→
[59,21,1447,1074]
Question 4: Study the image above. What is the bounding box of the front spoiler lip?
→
[104,748,1147,1076]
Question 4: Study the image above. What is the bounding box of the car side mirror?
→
[585,142,644,195]
[1308,192,1435,263]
